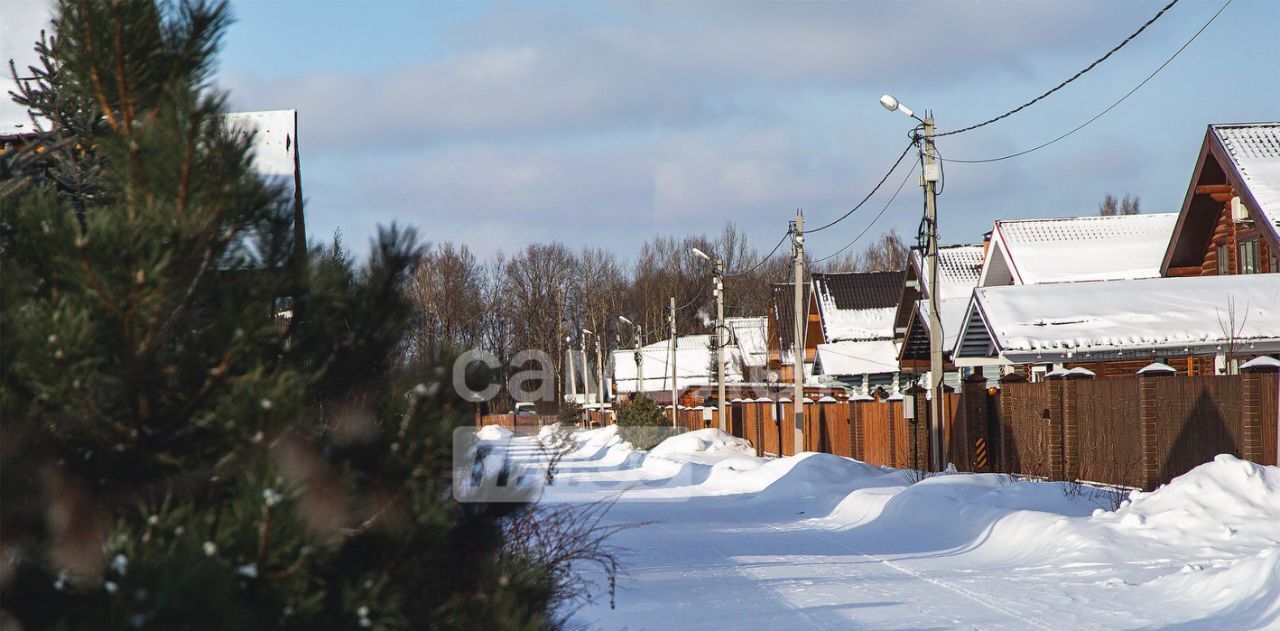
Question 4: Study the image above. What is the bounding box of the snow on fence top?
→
[985,213,1177,286]
[969,274,1280,361]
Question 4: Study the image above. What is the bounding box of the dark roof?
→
[770,281,810,352]
[811,270,905,311]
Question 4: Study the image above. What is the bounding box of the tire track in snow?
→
[797,525,1056,630]
[650,521,849,631]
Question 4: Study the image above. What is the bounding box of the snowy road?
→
[488,427,1280,630]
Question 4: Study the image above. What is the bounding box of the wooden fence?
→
[477,368,1278,491]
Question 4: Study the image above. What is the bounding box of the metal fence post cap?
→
[1137,362,1177,376]
[1240,355,1280,373]
[964,372,987,384]
[999,372,1027,384]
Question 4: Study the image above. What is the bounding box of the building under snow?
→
[954,123,1280,378]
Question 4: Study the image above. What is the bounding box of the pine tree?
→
[1,1,589,627]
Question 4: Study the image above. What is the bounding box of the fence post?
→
[1240,358,1279,463]
[1045,369,1067,481]
[998,372,1025,474]
[1137,362,1176,490]
[850,400,862,461]
[961,371,987,472]
[907,383,929,472]
[1063,367,1094,482]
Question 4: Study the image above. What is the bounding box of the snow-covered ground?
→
[481,425,1280,629]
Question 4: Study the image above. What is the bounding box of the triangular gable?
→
[1163,123,1280,275]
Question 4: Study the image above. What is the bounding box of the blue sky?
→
[215,0,1280,262]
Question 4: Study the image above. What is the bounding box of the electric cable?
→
[724,229,792,278]
[814,161,919,265]
[935,0,1181,137]
[940,0,1232,164]
[806,140,917,234]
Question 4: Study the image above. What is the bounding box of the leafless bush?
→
[502,500,640,622]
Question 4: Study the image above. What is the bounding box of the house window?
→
[1216,243,1230,274]
[1239,239,1260,274]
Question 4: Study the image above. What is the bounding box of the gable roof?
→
[811,270,904,342]
[1163,123,1280,272]
[1214,124,1280,240]
[726,316,768,368]
[981,213,1177,286]
[769,281,810,353]
[956,274,1280,363]
[612,335,744,393]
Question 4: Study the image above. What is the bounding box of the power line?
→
[814,162,918,265]
[724,229,791,278]
[807,140,917,234]
[940,0,1231,164]
[936,0,1181,137]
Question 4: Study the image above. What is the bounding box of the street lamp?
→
[879,94,923,122]
[690,247,727,432]
[618,316,643,401]
[881,93,944,472]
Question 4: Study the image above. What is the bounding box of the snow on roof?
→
[815,340,900,377]
[612,335,744,393]
[988,214,1177,286]
[1213,123,1280,240]
[812,271,902,342]
[914,244,984,299]
[1,0,53,137]
[909,244,983,349]
[223,110,299,181]
[726,316,768,368]
[971,275,1280,362]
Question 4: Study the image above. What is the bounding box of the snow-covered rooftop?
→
[814,340,900,377]
[1213,123,1280,240]
[915,244,984,299]
[612,335,744,393]
[726,316,768,368]
[812,271,903,342]
[223,110,299,192]
[984,213,1177,286]
[909,245,984,349]
[965,274,1280,362]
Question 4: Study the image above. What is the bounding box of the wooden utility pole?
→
[791,211,805,452]
[714,259,727,432]
[669,296,678,427]
[922,114,945,471]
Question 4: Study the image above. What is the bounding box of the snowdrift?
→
[1097,454,1280,551]
[475,424,514,440]
[650,428,755,458]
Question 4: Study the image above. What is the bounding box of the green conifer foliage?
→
[0,1,578,627]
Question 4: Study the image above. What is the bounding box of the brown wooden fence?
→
[1074,378,1142,487]
[483,370,1278,492]
[476,413,561,435]
[988,370,1278,489]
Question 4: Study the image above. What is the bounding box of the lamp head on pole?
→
[617,315,633,326]
[582,328,594,337]
[879,94,919,121]
[690,247,711,262]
